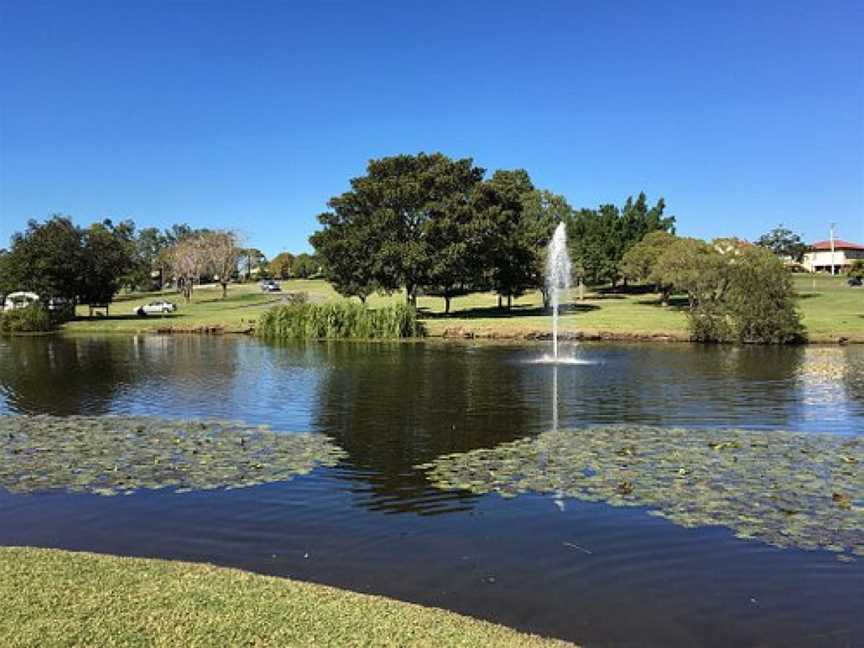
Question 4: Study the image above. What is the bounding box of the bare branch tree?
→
[200,230,243,299]
[167,237,207,303]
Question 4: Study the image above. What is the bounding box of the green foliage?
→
[266,251,321,282]
[620,231,679,300]
[521,190,574,307]
[690,246,805,344]
[755,224,807,262]
[268,252,296,279]
[292,253,320,278]
[566,193,675,285]
[848,259,864,280]
[311,153,486,304]
[79,220,138,306]
[2,216,138,309]
[650,237,721,306]
[654,240,805,343]
[0,304,54,334]
[1,216,84,301]
[480,169,537,304]
[256,302,421,339]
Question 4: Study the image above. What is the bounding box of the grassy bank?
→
[0,547,570,647]
[56,275,863,342]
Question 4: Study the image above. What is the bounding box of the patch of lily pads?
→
[0,415,345,496]
[416,425,863,561]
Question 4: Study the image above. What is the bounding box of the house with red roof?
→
[802,239,864,273]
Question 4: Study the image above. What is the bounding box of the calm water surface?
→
[1,335,862,647]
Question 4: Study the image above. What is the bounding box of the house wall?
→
[803,249,862,272]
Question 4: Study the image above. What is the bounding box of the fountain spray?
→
[546,222,572,361]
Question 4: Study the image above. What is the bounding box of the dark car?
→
[848,276,862,287]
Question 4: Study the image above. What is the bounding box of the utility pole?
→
[830,223,837,276]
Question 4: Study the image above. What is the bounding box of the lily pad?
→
[416,425,863,557]
[0,415,345,496]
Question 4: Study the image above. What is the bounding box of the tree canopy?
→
[0,216,137,309]
[566,193,675,286]
[755,225,807,262]
[311,153,488,306]
[310,153,677,314]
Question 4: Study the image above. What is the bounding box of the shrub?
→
[256,301,421,340]
[687,247,805,344]
[285,291,309,306]
[0,304,54,334]
[849,260,864,280]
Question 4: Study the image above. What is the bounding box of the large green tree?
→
[2,216,84,301]
[79,220,138,307]
[479,169,537,309]
[311,152,485,306]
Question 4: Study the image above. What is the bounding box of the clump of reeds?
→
[256,301,421,339]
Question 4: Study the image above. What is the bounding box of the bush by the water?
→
[686,246,805,344]
[256,301,421,339]
[0,304,54,334]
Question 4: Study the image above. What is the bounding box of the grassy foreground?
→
[0,547,571,647]
[59,274,863,342]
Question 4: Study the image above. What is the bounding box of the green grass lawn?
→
[0,547,572,647]
[59,275,863,342]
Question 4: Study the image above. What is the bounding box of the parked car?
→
[134,300,177,316]
[260,280,281,292]
[3,291,41,311]
[848,276,862,287]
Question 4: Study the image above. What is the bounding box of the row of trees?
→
[267,252,321,280]
[0,216,248,308]
[310,153,676,312]
[0,217,138,309]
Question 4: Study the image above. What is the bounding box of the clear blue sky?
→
[1,0,862,256]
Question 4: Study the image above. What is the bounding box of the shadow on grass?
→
[635,296,690,310]
[596,284,657,296]
[420,303,600,320]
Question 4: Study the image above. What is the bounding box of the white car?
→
[134,300,177,316]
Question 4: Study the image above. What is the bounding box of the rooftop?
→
[809,239,864,251]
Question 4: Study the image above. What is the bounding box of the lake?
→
[1,335,862,647]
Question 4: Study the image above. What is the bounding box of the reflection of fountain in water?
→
[552,364,559,432]
[552,364,566,511]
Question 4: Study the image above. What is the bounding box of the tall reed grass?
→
[256,301,421,339]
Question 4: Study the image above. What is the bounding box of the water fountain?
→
[546,221,572,362]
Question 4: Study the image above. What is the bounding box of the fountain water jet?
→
[546,221,572,361]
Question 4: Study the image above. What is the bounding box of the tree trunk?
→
[497,295,502,309]
[221,282,228,299]
[444,295,451,315]
[507,295,512,311]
